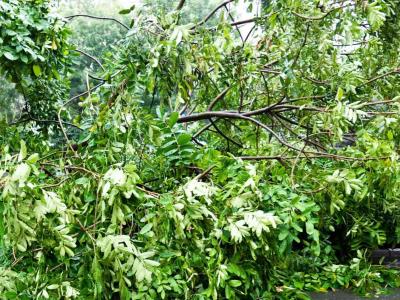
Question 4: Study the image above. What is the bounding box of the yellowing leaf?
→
[336,87,344,101]
[51,39,58,50]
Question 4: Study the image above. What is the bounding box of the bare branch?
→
[74,49,105,71]
[65,14,129,30]
[192,0,235,29]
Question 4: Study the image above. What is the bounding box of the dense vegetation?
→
[1,0,400,299]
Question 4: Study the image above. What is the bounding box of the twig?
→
[194,165,215,181]
[49,263,64,273]
[77,219,96,244]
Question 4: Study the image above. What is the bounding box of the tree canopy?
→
[1,0,400,299]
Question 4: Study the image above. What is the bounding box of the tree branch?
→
[176,0,186,10]
[207,86,231,111]
[360,68,400,87]
[192,0,235,29]
[65,14,129,30]
[239,154,390,161]
[74,49,105,71]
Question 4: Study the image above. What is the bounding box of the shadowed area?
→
[311,289,400,300]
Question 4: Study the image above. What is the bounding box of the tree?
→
[1,0,400,299]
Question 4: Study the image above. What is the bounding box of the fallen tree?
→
[1,0,400,298]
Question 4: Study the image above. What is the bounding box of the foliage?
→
[1,0,400,299]
[57,0,128,96]
[0,0,72,122]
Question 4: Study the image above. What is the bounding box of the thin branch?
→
[292,4,350,21]
[224,4,244,43]
[292,23,310,69]
[193,122,213,138]
[192,0,235,29]
[209,119,243,148]
[57,82,105,156]
[178,111,247,123]
[65,14,129,30]
[88,74,106,82]
[273,104,326,112]
[332,40,368,47]
[207,86,231,111]
[230,17,259,26]
[40,173,76,189]
[67,82,105,106]
[302,74,329,85]
[243,24,257,45]
[74,49,105,71]
[260,69,281,75]
[180,98,327,124]
[194,165,215,181]
[239,154,390,161]
[360,98,400,107]
[273,113,326,151]
[359,69,400,87]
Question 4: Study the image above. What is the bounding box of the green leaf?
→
[278,230,289,241]
[168,112,179,127]
[119,9,131,15]
[119,5,134,14]
[26,153,39,164]
[177,133,191,145]
[229,280,242,287]
[18,140,27,162]
[306,221,314,235]
[75,177,90,185]
[367,3,386,30]
[3,52,18,61]
[33,64,42,77]
[139,223,153,235]
[336,87,344,101]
